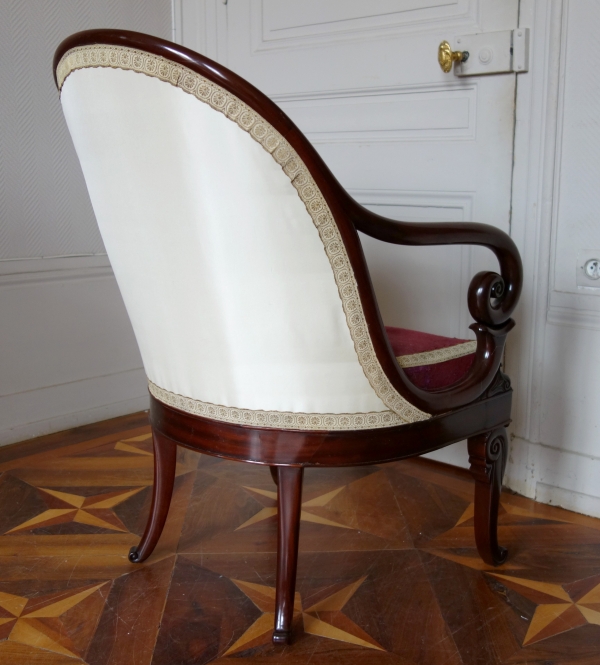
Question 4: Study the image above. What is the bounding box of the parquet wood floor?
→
[0,412,598,664]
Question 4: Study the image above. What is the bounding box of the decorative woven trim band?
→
[397,341,477,368]
[58,44,430,426]
[148,381,407,431]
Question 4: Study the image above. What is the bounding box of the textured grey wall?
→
[0,0,172,260]
[0,1,172,445]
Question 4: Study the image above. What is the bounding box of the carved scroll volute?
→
[468,271,511,327]
[468,427,508,566]
[468,428,507,483]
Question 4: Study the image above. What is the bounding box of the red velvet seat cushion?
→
[385,326,476,391]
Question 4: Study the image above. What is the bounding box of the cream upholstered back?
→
[57,44,429,430]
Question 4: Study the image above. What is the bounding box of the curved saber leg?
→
[269,466,279,486]
[468,427,508,566]
[272,466,303,645]
[129,430,177,563]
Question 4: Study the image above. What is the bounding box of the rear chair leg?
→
[272,466,304,645]
[468,427,508,566]
[129,429,177,563]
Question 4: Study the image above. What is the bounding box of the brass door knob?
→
[438,40,469,73]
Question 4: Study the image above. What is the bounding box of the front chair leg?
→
[273,466,304,645]
[129,430,177,563]
[468,427,508,566]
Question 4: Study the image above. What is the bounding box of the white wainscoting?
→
[507,436,600,519]
[0,256,147,446]
[506,0,600,517]
[0,0,170,445]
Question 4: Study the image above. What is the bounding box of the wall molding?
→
[0,252,145,447]
[0,368,148,447]
[348,188,475,214]
[250,0,480,53]
[505,0,600,516]
[173,0,226,61]
[272,82,478,144]
[541,0,600,332]
[546,4,600,341]
[0,0,170,449]
[271,81,475,102]
[506,0,564,446]
[172,0,183,44]
[546,305,600,330]
[547,302,600,331]
[507,435,600,518]
[349,188,474,338]
[0,254,112,288]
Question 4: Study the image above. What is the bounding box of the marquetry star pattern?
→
[5,486,144,534]
[425,495,600,646]
[223,577,384,655]
[0,582,108,659]
[452,500,583,528]
[114,437,153,456]
[1,435,158,537]
[114,433,197,475]
[488,573,600,645]
[236,485,352,530]
[423,497,593,572]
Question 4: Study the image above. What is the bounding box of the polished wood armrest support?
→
[346,202,523,412]
[350,206,522,328]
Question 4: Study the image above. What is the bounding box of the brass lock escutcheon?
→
[438,40,469,73]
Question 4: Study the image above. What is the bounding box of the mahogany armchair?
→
[54,30,522,646]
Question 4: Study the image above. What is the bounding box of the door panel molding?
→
[351,189,474,337]
[273,83,477,143]
[349,188,474,220]
[251,0,479,52]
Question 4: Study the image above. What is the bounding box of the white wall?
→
[505,0,600,517]
[0,1,172,444]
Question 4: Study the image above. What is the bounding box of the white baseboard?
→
[0,368,149,446]
[0,255,149,447]
[534,482,600,518]
[424,436,600,519]
[504,436,600,518]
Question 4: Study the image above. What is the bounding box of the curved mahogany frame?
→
[149,392,512,467]
[54,30,523,646]
[133,391,513,643]
[54,29,523,416]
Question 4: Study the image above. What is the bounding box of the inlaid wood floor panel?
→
[0,413,598,664]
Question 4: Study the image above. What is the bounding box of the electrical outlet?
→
[576,250,600,289]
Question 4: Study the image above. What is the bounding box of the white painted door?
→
[177,0,520,465]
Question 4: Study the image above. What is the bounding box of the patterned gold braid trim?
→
[149,381,407,431]
[57,44,430,426]
[397,340,477,368]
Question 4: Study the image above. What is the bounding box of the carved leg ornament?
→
[468,427,508,566]
[129,430,177,563]
[273,466,303,645]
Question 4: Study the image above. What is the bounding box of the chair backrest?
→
[56,33,429,430]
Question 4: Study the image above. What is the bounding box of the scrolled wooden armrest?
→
[351,207,522,328]
[346,203,523,411]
